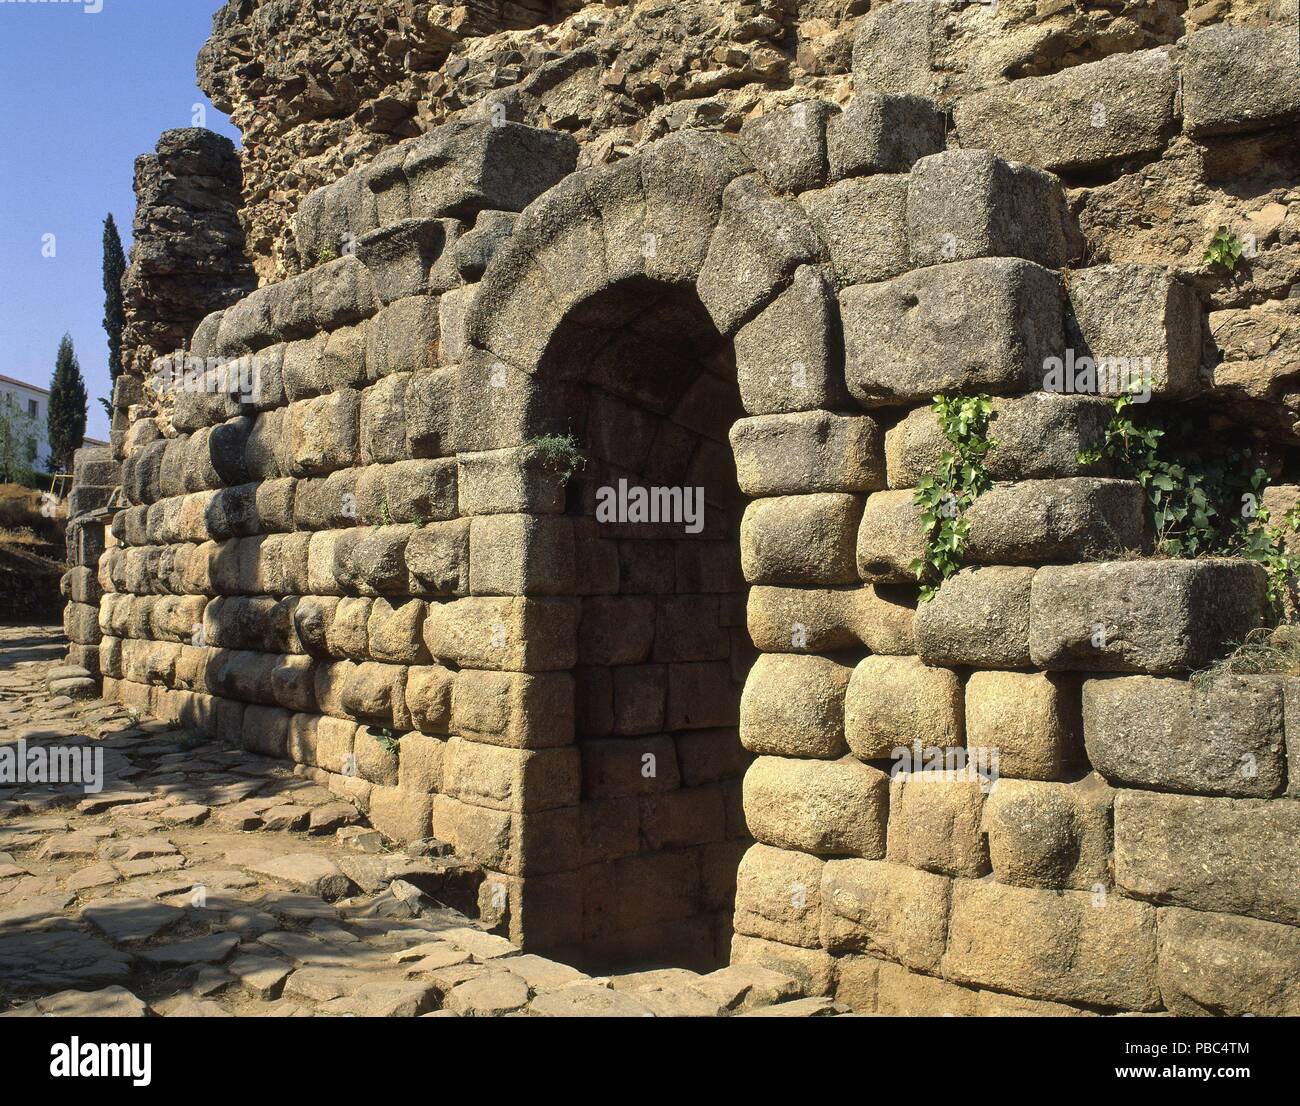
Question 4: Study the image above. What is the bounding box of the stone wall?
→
[196,0,1276,282]
[87,2,1300,1007]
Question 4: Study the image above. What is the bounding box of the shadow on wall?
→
[540,279,754,972]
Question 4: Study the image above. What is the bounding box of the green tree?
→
[100,213,127,420]
[0,401,40,485]
[47,334,87,472]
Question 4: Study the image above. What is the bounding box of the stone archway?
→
[458,131,845,969]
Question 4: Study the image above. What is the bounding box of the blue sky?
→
[0,0,239,440]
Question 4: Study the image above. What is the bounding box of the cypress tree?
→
[47,334,87,472]
[101,213,127,419]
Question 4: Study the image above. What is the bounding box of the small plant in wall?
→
[527,432,586,485]
[1080,390,1300,619]
[911,394,995,601]
[376,727,401,754]
[1202,226,1244,273]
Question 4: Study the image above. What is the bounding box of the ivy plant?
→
[911,394,995,601]
[1202,226,1244,273]
[1080,391,1300,618]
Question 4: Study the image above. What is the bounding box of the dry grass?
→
[0,483,63,543]
[1191,626,1300,690]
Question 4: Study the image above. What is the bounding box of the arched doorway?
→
[458,130,833,970]
[544,277,751,970]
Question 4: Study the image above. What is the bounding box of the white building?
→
[0,374,52,471]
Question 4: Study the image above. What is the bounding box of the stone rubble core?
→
[66,3,1300,1014]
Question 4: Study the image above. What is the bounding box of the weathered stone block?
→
[942,879,1160,1010]
[287,389,360,477]
[853,0,950,89]
[282,335,327,403]
[1029,559,1268,673]
[964,478,1146,564]
[746,585,864,654]
[581,735,680,799]
[730,933,836,997]
[305,531,344,596]
[340,662,407,726]
[906,150,1078,269]
[915,566,1035,669]
[819,859,950,971]
[449,210,514,284]
[855,489,923,584]
[739,100,837,195]
[743,755,889,857]
[1184,23,1300,138]
[828,91,945,179]
[739,654,853,759]
[697,176,823,336]
[405,366,455,459]
[317,325,368,395]
[845,655,963,761]
[953,50,1178,173]
[405,664,453,735]
[1114,790,1300,925]
[368,785,434,846]
[353,724,400,786]
[400,119,578,221]
[1083,674,1284,797]
[334,525,415,596]
[359,373,411,465]
[366,598,428,665]
[1065,264,1202,399]
[450,669,574,748]
[577,596,655,667]
[443,736,580,812]
[242,704,290,759]
[383,458,457,525]
[314,716,357,774]
[965,670,1081,780]
[355,217,460,304]
[64,602,103,646]
[733,844,825,949]
[244,408,289,482]
[841,258,1063,406]
[670,662,743,733]
[886,773,989,878]
[733,265,847,416]
[799,174,909,287]
[364,295,439,380]
[983,776,1113,892]
[425,596,577,671]
[730,411,884,497]
[1157,906,1300,1017]
[396,730,445,794]
[405,519,470,595]
[469,515,575,596]
[457,447,566,516]
[740,493,862,586]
